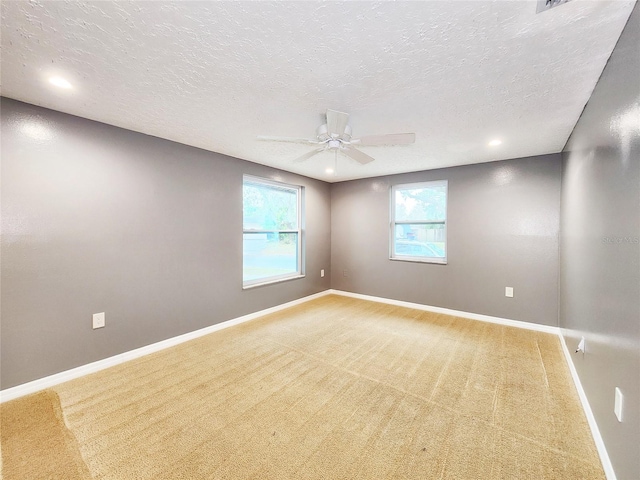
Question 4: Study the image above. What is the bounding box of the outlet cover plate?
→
[505,287,514,298]
[93,312,105,329]
[614,387,623,422]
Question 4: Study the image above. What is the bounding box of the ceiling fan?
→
[257,109,416,165]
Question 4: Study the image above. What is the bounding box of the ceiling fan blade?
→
[343,147,375,165]
[293,147,326,163]
[257,135,318,144]
[326,109,350,137]
[354,133,416,146]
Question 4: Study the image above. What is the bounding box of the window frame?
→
[389,180,448,265]
[242,175,304,289]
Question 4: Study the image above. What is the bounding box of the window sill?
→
[389,257,447,265]
[242,274,305,290]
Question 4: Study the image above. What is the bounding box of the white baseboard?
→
[0,290,331,403]
[1,289,555,403]
[329,289,560,334]
[558,333,616,480]
[1,287,615,479]
[329,289,615,479]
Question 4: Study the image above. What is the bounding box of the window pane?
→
[243,233,298,282]
[394,223,445,258]
[395,184,446,222]
[243,181,298,230]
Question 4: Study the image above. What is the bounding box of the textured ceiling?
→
[1,1,635,182]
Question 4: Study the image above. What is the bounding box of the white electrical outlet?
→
[321,269,325,278]
[614,387,623,422]
[93,312,105,329]
[505,287,514,298]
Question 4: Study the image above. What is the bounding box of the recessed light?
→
[48,76,73,89]
[325,168,334,174]
[488,139,502,146]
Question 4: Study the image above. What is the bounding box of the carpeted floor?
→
[1,295,604,479]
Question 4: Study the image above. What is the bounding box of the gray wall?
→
[0,98,331,389]
[560,5,640,479]
[330,154,561,326]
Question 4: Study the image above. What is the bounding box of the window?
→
[243,176,303,287]
[390,180,447,264]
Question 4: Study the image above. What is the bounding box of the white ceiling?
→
[1,1,635,182]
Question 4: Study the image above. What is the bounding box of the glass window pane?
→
[243,232,298,282]
[395,184,447,222]
[394,223,446,258]
[243,181,298,230]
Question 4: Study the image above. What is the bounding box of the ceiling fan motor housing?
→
[316,123,352,142]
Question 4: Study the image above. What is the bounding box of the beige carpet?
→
[1,295,604,479]
[1,389,92,479]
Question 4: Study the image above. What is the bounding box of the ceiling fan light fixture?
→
[316,124,329,141]
[342,124,352,142]
[488,139,502,146]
